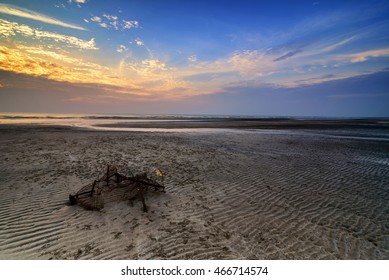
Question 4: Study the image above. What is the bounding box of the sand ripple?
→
[0,127,388,259]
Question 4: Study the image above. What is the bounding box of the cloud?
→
[166,49,275,89]
[135,38,144,46]
[0,19,97,50]
[103,14,118,21]
[302,47,389,67]
[54,4,66,9]
[0,44,177,100]
[227,50,271,77]
[0,3,85,30]
[349,49,389,63]
[2,2,388,104]
[0,46,67,80]
[99,22,108,29]
[294,74,340,85]
[102,14,119,30]
[188,55,197,62]
[123,58,169,76]
[112,21,119,30]
[116,45,128,53]
[118,56,195,97]
[122,20,139,29]
[90,16,102,22]
[69,0,87,7]
[141,59,167,71]
[176,41,388,91]
[35,30,97,49]
[0,45,123,87]
[90,15,139,30]
[16,45,103,69]
[273,50,302,62]
[319,36,355,53]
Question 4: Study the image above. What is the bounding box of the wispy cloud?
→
[294,74,341,85]
[36,30,97,49]
[18,45,92,65]
[226,50,272,77]
[299,47,389,68]
[0,3,85,30]
[348,48,389,63]
[0,19,97,49]
[175,38,389,89]
[319,36,356,53]
[118,56,194,97]
[273,50,302,62]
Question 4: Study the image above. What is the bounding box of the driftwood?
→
[69,165,165,212]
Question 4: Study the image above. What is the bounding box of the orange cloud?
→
[349,48,389,63]
[0,45,112,85]
[0,44,186,99]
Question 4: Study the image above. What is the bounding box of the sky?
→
[0,0,388,116]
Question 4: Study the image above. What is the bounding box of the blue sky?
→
[0,0,388,116]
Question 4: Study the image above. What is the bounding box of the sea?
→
[1,112,389,139]
[0,112,261,132]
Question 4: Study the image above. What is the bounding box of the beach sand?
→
[0,124,388,259]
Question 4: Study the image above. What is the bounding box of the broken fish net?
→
[69,165,165,212]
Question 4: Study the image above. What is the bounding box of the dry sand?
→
[0,124,388,259]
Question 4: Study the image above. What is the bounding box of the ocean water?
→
[0,112,256,132]
[1,112,389,139]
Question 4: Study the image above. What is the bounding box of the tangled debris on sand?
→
[69,165,165,212]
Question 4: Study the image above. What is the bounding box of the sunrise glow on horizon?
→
[0,0,388,116]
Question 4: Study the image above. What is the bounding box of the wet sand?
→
[0,122,388,259]
[94,117,389,130]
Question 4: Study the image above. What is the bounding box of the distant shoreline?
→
[1,118,389,142]
[1,116,389,131]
